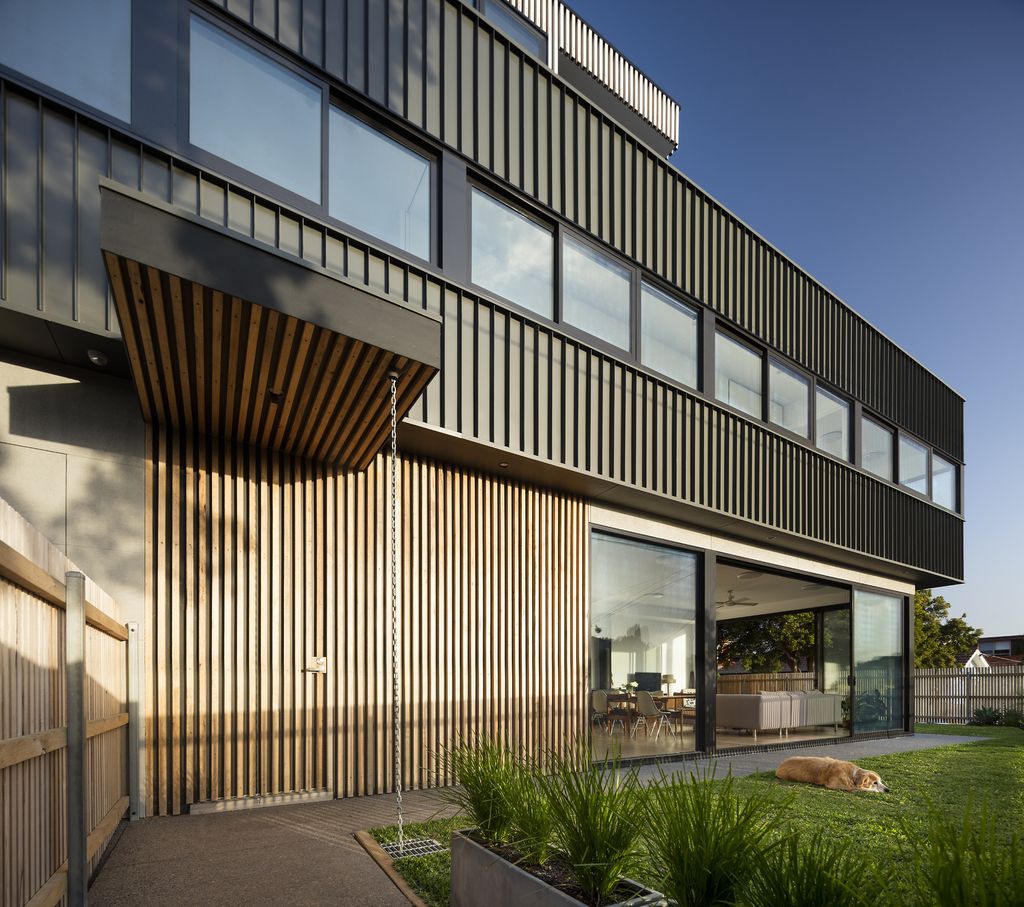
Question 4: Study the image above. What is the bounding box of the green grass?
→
[371,725,1024,906]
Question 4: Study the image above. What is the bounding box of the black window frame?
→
[181,6,328,210]
[467,180,557,322]
[637,279,702,392]
[767,355,813,441]
[712,327,765,422]
[327,100,439,266]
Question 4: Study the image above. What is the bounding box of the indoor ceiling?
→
[715,562,849,620]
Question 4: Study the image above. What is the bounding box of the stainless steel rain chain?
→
[389,370,404,854]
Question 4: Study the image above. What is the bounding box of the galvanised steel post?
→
[65,571,87,905]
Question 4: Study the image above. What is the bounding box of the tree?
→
[914,590,982,668]
[718,613,816,672]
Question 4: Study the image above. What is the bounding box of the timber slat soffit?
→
[99,181,441,470]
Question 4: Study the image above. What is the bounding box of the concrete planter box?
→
[450,830,669,907]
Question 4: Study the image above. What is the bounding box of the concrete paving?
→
[90,733,981,906]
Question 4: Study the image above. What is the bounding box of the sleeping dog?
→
[775,756,890,793]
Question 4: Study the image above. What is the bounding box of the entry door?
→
[852,590,905,733]
[821,608,852,735]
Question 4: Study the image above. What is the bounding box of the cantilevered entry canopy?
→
[99,181,440,470]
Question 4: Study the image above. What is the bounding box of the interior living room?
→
[715,562,852,748]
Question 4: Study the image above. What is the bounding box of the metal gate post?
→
[65,571,87,906]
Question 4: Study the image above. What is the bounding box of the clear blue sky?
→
[565,0,1024,636]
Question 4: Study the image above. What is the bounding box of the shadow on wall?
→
[7,379,142,458]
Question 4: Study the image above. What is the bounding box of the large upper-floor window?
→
[329,109,431,260]
[898,434,929,495]
[931,453,956,510]
[769,360,810,437]
[815,387,850,461]
[861,415,893,481]
[189,16,322,202]
[562,235,632,350]
[640,283,698,388]
[0,0,131,120]
[715,332,762,419]
[471,188,554,318]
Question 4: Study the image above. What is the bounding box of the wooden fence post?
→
[65,571,87,905]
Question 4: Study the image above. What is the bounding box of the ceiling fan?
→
[716,589,759,608]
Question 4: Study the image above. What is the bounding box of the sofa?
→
[716,690,843,740]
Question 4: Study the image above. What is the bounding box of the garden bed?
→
[372,725,1024,907]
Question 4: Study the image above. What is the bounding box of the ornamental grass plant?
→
[907,802,1024,907]
[439,736,518,845]
[537,741,646,907]
[741,831,882,907]
[641,765,785,907]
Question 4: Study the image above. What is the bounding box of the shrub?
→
[970,707,1002,725]
[537,741,645,906]
[998,708,1024,729]
[642,765,785,907]
[742,832,883,907]
[908,803,1024,907]
[439,736,518,845]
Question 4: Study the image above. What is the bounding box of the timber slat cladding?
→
[146,426,588,815]
[104,251,435,471]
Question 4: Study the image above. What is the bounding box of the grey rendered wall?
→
[0,351,146,623]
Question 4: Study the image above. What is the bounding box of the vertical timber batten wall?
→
[146,426,588,815]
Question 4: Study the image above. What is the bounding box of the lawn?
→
[370,724,1024,906]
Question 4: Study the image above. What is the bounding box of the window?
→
[479,0,546,58]
[769,360,810,436]
[898,435,929,495]
[471,189,553,318]
[590,531,697,759]
[715,332,762,418]
[189,16,322,201]
[931,454,956,510]
[329,110,431,259]
[0,0,131,120]
[562,236,632,350]
[815,388,850,460]
[640,283,698,388]
[861,416,893,481]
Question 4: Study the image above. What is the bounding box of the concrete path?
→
[91,733,981,906]
[633,731,984,784]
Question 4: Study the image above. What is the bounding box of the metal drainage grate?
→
[381,838,444,859]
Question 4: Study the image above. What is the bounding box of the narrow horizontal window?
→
[189,16,322,202]
[931,453,956,510]
[815,387,850,461]
[769,360,810,437]
[329,110,431,260]
[715,332,762,419]
[479,0,546,58]
[471,189,553,318]
[898,434,929,495]
[0,0,131,120]
[861,416,893,481]
[640,283,698,388]
[562,236,632,350]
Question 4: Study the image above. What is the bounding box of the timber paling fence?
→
[719,668,1024,726]
[0,497,134,907]
[914,667,1024,724]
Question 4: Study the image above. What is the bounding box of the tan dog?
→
[775,756,890,793]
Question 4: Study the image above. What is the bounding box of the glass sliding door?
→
[821,607,852,733]
[852,590,905,733]
[590,531,698,758]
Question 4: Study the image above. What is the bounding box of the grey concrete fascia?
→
[99,179,441,370]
